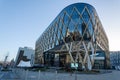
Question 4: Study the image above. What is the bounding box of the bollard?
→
[25,70,28,80]
[75,71,77,80]
[38,70,41,80]
[22,69,25,79]
[55,70,58,80]
[70,72,72,76]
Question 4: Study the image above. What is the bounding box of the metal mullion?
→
[75,23,82,38]
[84,7,91,19]
[48,29,51,49]
[61,12,74,42]
[85,7,95,29]
[85,7,96,42]
[63,11,71,38]
[60,18,67,41]
[83,42,93,68]
[44,33,46,49]
[50,28,53,48]
[55,20,60,45]
[68,17,74,41]
[73,7,84,36]
[71,7,79,30]
[74,7,87,28]
[82,41,89,64]
[86,20,93,40]
[43,36,45,50]
[46,32,49,49]
[53,22,57,46]
[57,19,68,46]
[69,7,77,25]
[74,7,82,21]
[51,27,54,47]
[62,22,67,37]
[81,6,87,16]
[62,12,68,30]
[57,19,63,43]
[57,18,75,63]
[78,19,90,46]
[64,11,71,24]
[52,26,56,47]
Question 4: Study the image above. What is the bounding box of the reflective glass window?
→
[64,13,70,25]
[62,25,67,37]
[59,19,63,30]
[51,27,54,42]
[76,4,85,13]
[71,8,80,23]
[52,43,54,48]
[78,24,82,35]
[82,9,90,24]
[57,29,61,41]
[56,40,59,45]
[81,23,86,35]
[53,26,56,43]
[91,13,95,25]
[54,23,58,35]
[88,21,93,36]
[46,33,49,47]
[77,19,83,35]
[68,20,75,32]
[50,29,53,43]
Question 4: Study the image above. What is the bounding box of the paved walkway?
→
[1,69,120,80]
[0,71,20,80]
[16,70,120,80]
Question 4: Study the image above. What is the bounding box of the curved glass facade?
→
[35,3,110,70]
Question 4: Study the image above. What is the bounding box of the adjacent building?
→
[110,51,120,70]
[35,3,110,70]
[15,47,35,67]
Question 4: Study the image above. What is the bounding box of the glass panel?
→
[46,34,49,48]
[49,43,51,49]
[73,30,81,41]
[51,29,53,43]
[59,19,63,30]
[88,21,93,36]
[62,25,67,37]
[60,13,64,20]
[77,23,82,35]
[91,13,95,25]
[53,28,56,44]
[82,9,90,24]
[82,23,90,40]
[57,29,61,40]
[81,23,86,35]
[64,13,69,25]
[56,40,59,45]
[68,20,75,32]
[65,29,73,43]
[54,24,59,46]
[52,43,54,48]
[71,9,80,23]
[76,5,84,13]
[48,30,50,45]
[65,6,73,16]
[50,28,52,43]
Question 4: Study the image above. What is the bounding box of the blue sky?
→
[0,0,120,61]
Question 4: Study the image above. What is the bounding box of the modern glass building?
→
[15,47,35,67]
[110,51,120,70]
[35,3,110,70]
